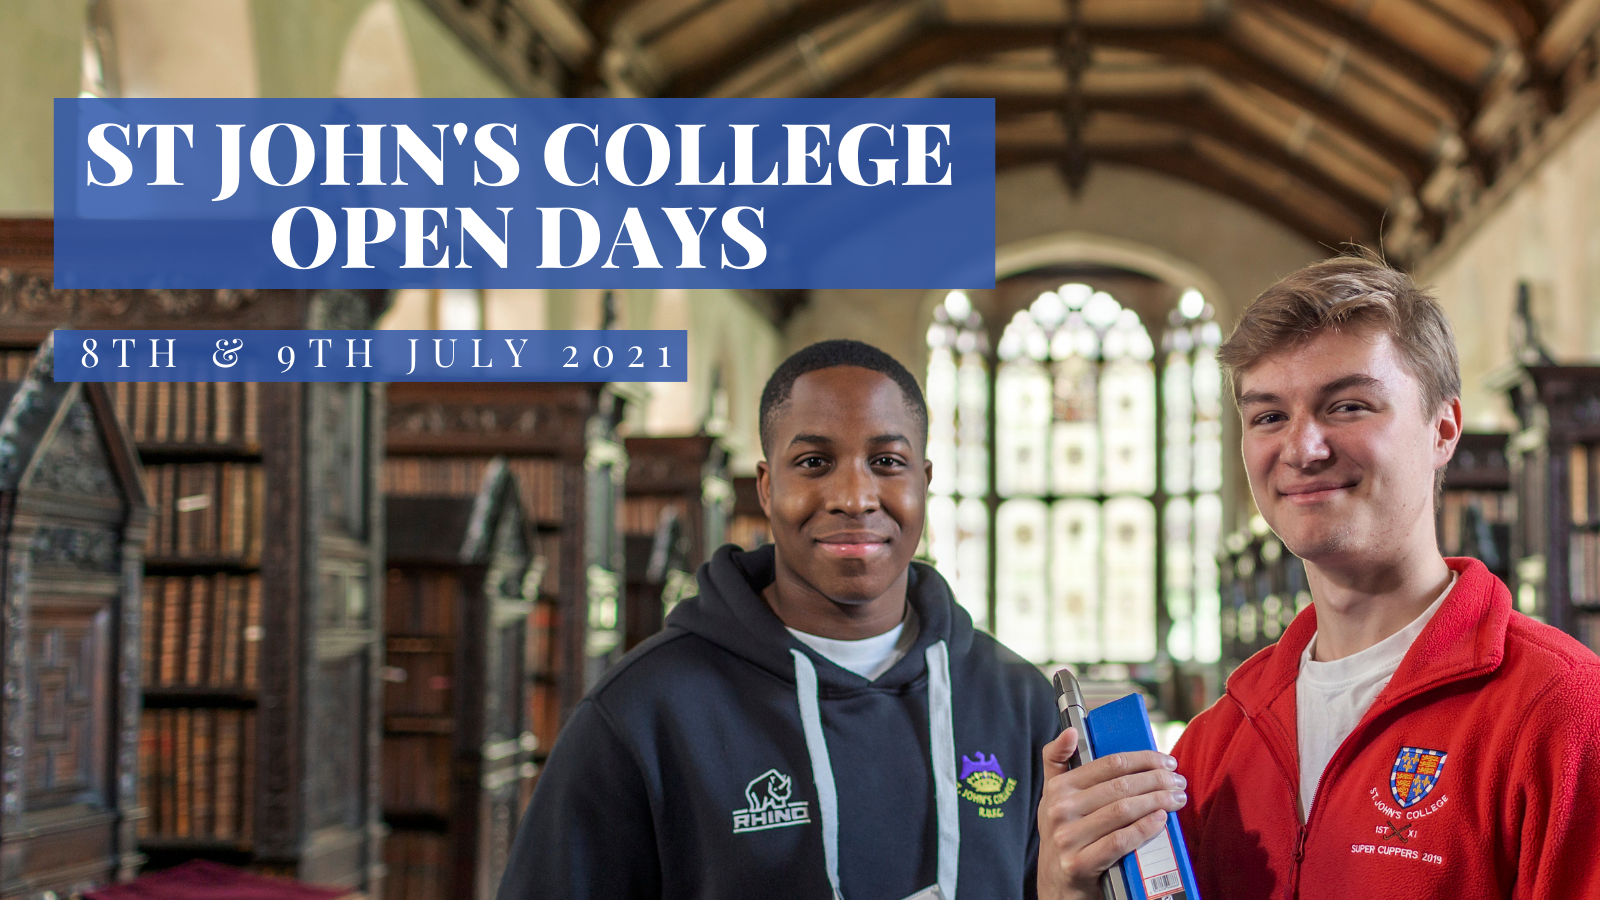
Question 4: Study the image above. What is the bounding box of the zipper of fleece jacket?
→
[1231,658,1498,899]
[1226,694,1305,896]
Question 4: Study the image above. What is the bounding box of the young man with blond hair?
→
[1034,255,1600,900]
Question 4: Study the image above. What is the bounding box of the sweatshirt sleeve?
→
[1510,664,1600,900]
[496,699,661,900]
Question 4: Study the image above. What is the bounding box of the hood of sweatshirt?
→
[665,542,978,693]
[664,543,980,899]
[500,541,1058,900]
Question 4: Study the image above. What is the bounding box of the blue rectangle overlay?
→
[54,330,686,382]
[55,98,995,289]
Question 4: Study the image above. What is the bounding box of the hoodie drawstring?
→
[791,641,959,900]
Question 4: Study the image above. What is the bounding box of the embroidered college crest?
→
[1390,746,1448,808]
[957,752,1017,818]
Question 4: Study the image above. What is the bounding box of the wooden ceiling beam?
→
[996,142,1369,247]
[575,0,643,94]
[1263,0,1478,120]
[1481,0,1548,43]
[820,25,1435,185]
[1095,29,1435,185]
[661,0,878,97]
[997,93,1391,224]
[1108,146,1374,247]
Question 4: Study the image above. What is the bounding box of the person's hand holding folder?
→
[1035,719,1188,900]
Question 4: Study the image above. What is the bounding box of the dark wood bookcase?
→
[620,436,730,649]
[0,220,389,896]
[0,344,149,900]
[383,382,634,762]
[728,476,769,550]
[1438,432,1515,584]
[1494,365,1600,653]
[1217,525,1310,667]
[383,460,535,900]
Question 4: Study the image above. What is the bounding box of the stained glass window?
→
[1164,291,1225,663]
[925,282,1223,666]
[927,291,991,627]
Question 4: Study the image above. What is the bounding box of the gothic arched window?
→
[926,285,1222,666]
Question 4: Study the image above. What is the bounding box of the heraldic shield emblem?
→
[1390,746,1448,808]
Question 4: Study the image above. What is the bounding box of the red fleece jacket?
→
[1173,558,1600,900]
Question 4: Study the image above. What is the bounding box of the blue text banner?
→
[55,98,995,290]
[53,330,687,382]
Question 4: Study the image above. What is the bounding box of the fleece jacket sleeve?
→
[496,699,661,900]
[1510,664,1600,900]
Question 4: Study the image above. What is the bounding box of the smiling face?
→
[757,365,930,613]
[1237,327,1461,572]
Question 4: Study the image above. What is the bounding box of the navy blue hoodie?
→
[497,544,1060,900]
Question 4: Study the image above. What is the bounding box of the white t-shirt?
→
[788,605,920,681]
[1295,572,1457,820]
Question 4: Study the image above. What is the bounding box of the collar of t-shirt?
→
[1294,570,1458,821]
[787,604,920,682]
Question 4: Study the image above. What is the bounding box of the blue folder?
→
[1083,694,1202,900]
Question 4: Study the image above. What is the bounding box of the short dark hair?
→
[758,340,928,454]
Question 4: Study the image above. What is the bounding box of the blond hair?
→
[1218,252,1460,415]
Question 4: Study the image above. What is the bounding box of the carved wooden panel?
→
[309,656,366,833]
[24,605,110,810]
[2,356,147,899]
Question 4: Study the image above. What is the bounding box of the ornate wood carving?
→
[1,342,149,900]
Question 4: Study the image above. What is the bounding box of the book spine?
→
[159,709,175,834]
[141,576,158,684]
[137,711,155,838]
[192,707,212,837]
[240,708,256,840]
[174,708,192,837]
[133,382,152,443]
[184,574,206,685]
[160,577,183,685]
[215,382,234,443]
[248,465,264,561]
[153,382,171,443]
[243,575,262,690]
[173,381,191,443]
[193,381,211,446]
[242,382,259,444]
[214,708,239,839]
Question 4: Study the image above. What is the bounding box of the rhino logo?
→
[732,768,810,833]
[745,769,792,811]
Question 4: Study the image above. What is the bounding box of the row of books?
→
[1577,612,1600,654]
[0,347,36,381]
[527,602,555,678]
[1572,443,1600,526]
[1570,530,1600,607]
[386,570,460,636]
[144,462,265,560]
[1439,490,1516,558]
[729,513,770,550]
[531,532,560,597]
[137,708,256,841]
[384,650,455,718]
[621,496,689,536]
[142,574,262,689]
[530,680,562,761]
[383,830,452,900]
[383,457,565,523]
[382,735,453,814]
[111,381,261,446]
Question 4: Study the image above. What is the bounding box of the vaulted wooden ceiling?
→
[426,0,1600,258]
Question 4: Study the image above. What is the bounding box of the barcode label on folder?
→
[1134,827,1185,899]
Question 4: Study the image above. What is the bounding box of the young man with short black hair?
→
[1035,255,1600,900]
[499,339,1062,900]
